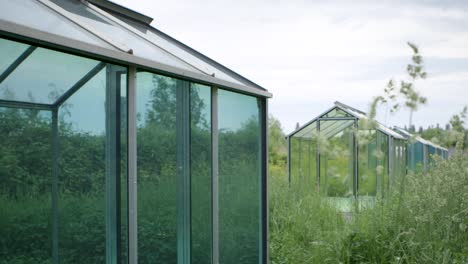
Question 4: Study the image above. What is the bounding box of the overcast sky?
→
[114,0,468,133]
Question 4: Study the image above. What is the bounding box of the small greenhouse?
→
[0,1,270,263]
[286,102,407,209]
[393,127,449,172]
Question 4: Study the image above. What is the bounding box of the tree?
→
[400,42,427,129]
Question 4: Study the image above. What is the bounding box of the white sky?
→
[114,0,468,133]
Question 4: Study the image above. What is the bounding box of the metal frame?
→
[51,109,59,264]
[211,87,219,264]
[0,45,36,83]
[176,80,191,264]
[105,64,122,264]
[260,97,269,264]
[127,66,137,264]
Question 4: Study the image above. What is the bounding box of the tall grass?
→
[270,150,468,263]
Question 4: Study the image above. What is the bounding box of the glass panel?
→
[379,132,389,197]
[291,121,317,192]
[49,0,198,72]
[0,38,30,74]
[323,108,352,118]
[319,120,354,210]
[0,39,127,263]
[0,108,52,263]
[0,40,100,104]
[137,72,177,263]
[58,64,127,262]
[0,0,116,49]
[219,90,260,264]
[358,129,377,197]
[190,84,212,264]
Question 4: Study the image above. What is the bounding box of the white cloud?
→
[114,0,468,132]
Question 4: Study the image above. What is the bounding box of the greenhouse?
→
[393,127,449,172]
[286,102,407,210]
[0,1,270,264]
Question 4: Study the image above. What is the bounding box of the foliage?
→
[270,148,468,263]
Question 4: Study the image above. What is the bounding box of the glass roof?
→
[0,0,267,94]
[323,108,352,118]
[0,0,116,50]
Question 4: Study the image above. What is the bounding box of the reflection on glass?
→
[0,46,99,104]
[218,90,260,264]
[190,84,212,264]
[0,108,52,263]
[136,72,178,264]
[58,64,127,263]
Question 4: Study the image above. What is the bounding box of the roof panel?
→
[0,0,116,50]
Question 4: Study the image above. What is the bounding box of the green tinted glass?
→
[190,83,212,264]
[136,72,178,264]
[218,89,260,264]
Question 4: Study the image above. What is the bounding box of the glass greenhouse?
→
[0,1,270,263]
[393,127,449,172]
[286,102,407,210]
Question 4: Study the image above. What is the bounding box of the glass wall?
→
[58,64,127,263]
[190,84,212,264]
[289,121,317,191]
[358,129,377,197]
[0,108,52,263]
[136,72,179,263]
[0,37,128,263]
[0,36,266,264]
[218,90,261,264]
[319,120,354,199]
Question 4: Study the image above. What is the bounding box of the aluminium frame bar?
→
[0,99,53,111]
[51,109,59,264]
[0,20,272,98]
[54,62,107,107]
[211,87,219,264]
[127,66,137,264]
[260,97,269,264]
[0,46,36,84]
[176,80,191,264]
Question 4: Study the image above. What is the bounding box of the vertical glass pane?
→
[0,108,52,263]
[290,121,316,192]
[218,90,260,264]
[319,120,354,210]
[137,72,177,263]
[58,64,127,262]
[380,132,389,197]
[358,129,376,197]
[120,73,128,264]
[190,84,212,264]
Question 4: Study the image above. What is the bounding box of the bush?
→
[270,150,468,263]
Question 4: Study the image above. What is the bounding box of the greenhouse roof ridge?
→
[87,0,154,25]
[334,101,367,115]
[286,102,406,140]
